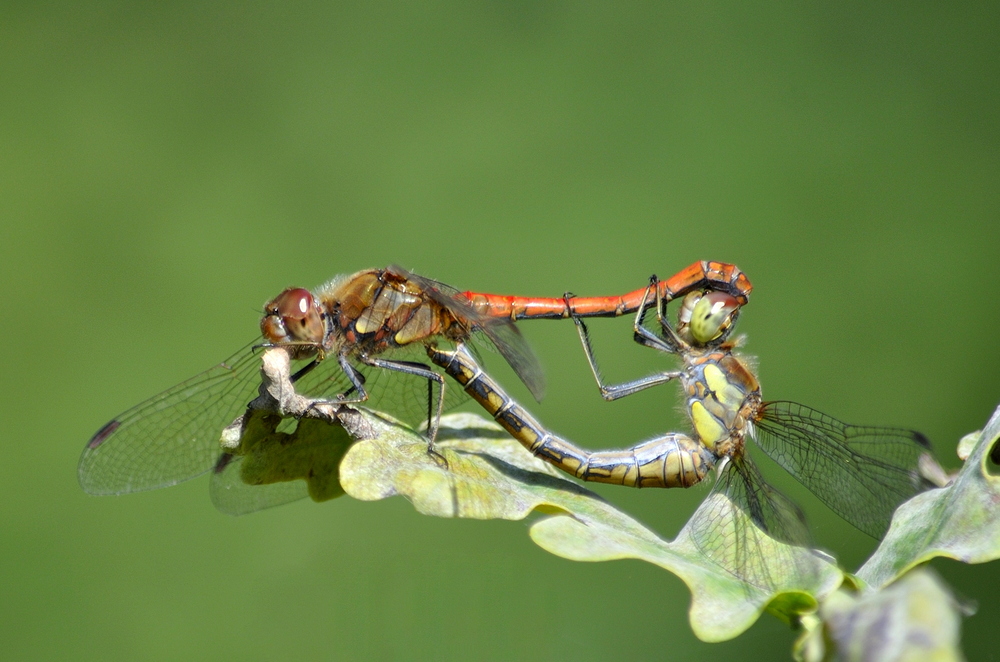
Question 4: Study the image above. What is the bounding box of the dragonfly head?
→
[261,288,326,350]
[677,290,741,346]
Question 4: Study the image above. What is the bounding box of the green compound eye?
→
[689,291,740,344]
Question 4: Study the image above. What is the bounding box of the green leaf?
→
[339,411,842,642]
[210,410,354,515]
[857,403,1000,589]
[812,568,964,662]
[208,347,385,516]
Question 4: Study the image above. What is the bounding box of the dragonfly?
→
[429,277,939,543]
[460,259,751,320]
[80,262,747,503]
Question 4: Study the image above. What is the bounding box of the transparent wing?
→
[79,341,265,495]
[210,451,310,515]
[210,413,354,515]
[80,336,474,498]
[391,266,546,402]
[292,342,471,429]
[688,453,822,593]
[751,400,936,539]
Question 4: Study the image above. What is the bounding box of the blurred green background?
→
[2,2,998,660]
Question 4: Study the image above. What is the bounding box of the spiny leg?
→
[564,287,683,401]
[643,274,688,352]
[358,353,448,463]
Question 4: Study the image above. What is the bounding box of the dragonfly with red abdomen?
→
[462,259,750,320]
[79,262,746,504]
[430,277,939,541]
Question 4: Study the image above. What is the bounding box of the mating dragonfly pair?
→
[81,262,937,552]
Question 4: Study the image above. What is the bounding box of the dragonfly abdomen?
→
[429,344,714,489]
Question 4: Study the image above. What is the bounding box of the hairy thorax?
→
[681,347,761,458]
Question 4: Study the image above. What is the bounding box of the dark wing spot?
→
[912,431,933,450]
[87,420,121,449]
[214,452,236,474]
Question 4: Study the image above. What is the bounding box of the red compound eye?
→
[261,288,323,344]
[274,288,313,320]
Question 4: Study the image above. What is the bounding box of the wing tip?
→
[528,379,547,403]
[912,430,933,450]
[214,452,236,474]
[86,419,121,450]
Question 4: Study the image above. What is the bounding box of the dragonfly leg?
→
[565,289,682,401]
[290,358,322,383]
[289,351,373,423]
[646,274,688,352]
[429,344,714,488]
[238,348,374,435]
[290,352,371,413]
[357,354,448,459]
[332,353,371,403]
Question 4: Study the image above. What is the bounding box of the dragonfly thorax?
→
[321,268,464,351]
[682,349,761,458]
